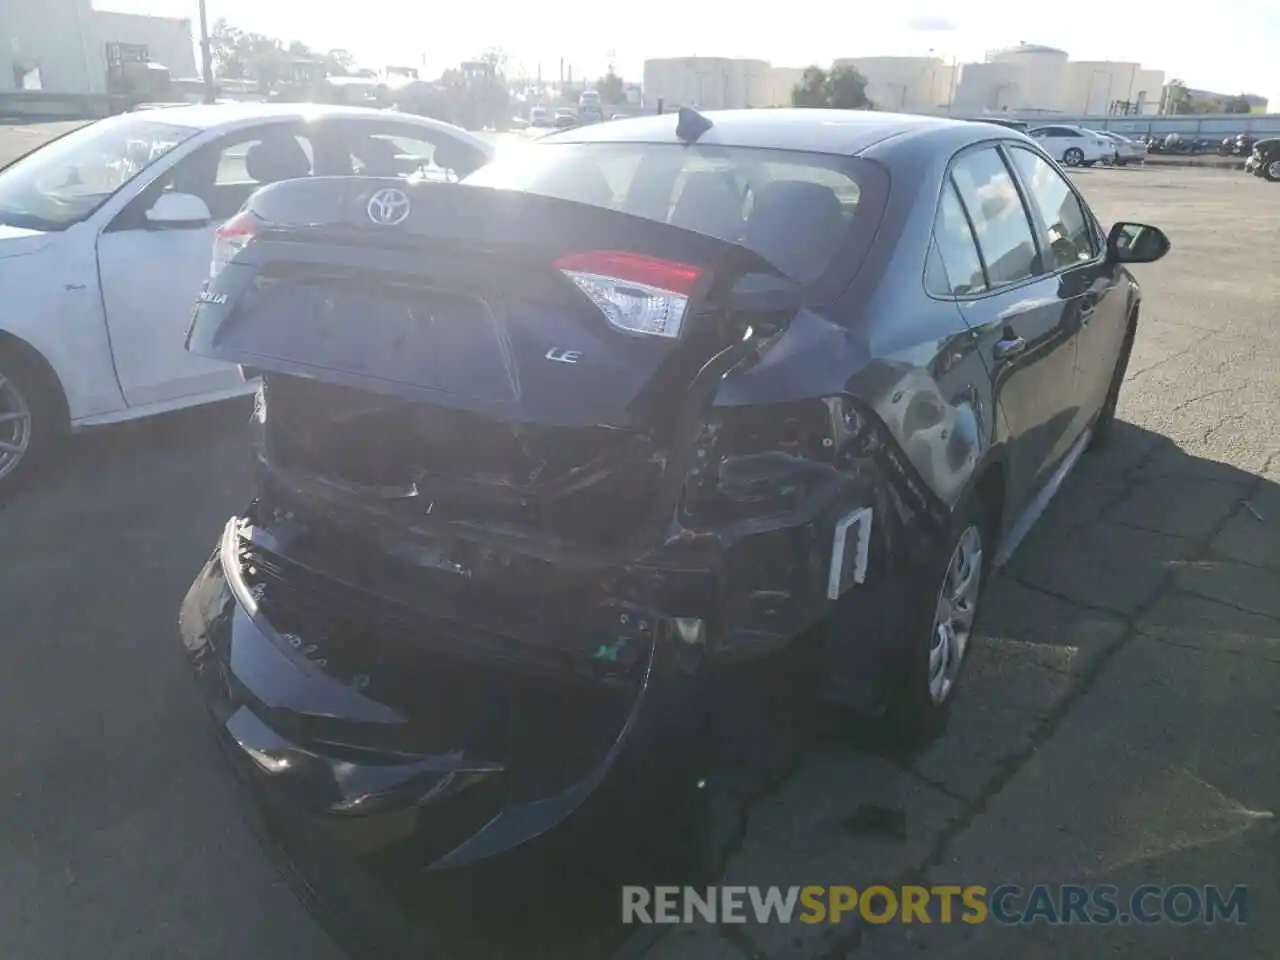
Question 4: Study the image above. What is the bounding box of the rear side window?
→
[463,142,870,284]
[1007,146,1096,270]
[926,182,987,296]
[949,148,1040,288]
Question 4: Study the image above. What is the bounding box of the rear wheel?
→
[1063,148,1084,167]
[886,493,993,743]
[0,345,63,501]
[1265,160,1280,182]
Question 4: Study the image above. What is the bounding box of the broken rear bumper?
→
[179,519,711,872]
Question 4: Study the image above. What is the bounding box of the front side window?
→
[0,114,198,230]
[463,142,872,284]
[949,147,1040,288]
[1007,146,1096,270]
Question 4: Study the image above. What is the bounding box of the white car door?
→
[1032,127,1085,166]
[95,124,316,408]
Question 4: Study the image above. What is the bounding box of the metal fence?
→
[0,91,113,123]
[924,107,1280,139]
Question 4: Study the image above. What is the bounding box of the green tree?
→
[597,69,625,105]
[791,64,873,110]
[209,19,246,79]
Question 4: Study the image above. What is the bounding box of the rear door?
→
[941,144,1081,505]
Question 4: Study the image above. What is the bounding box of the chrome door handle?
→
[994,336,1027,360]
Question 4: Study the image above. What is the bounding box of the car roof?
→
[541,108,1020,157]
[123,101,494,155]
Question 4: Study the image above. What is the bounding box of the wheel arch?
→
[958,445,1009,551]
[0,329,71,431]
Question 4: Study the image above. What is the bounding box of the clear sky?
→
[97,0,1280,107]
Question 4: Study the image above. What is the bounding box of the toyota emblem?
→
[367,187,411,226]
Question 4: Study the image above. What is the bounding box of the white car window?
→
[0,114,198,230]
[215,134,314,186]
[349,133,453,182]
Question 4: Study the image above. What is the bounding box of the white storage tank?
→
[834,56,946,111]
[1062,61,1166,115]
[987,43,1068,112]
[642,57,772,112]
[952,61,1026,112]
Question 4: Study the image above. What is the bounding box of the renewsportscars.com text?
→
[622,884,1249,926]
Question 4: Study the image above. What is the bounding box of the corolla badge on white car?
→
[0,102,494,498]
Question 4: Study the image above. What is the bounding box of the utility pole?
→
[198,0,215,103]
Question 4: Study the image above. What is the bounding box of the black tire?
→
[1090,311,1138,450]
[1264,160,1280,183]
[885,491,995,745]
[1063,148,1084,167]
[0,344,65,503]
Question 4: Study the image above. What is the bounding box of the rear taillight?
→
[210,209,261,280]
[553,250,702,339]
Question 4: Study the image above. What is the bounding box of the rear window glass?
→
[462,142,868,283]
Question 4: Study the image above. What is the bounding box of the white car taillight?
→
[553,250,703,339]
[210,209,261,280]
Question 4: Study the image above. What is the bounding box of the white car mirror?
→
[146,191,212,227]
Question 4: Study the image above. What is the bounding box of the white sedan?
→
[0,103,494,495]
[1026,124,1111,168]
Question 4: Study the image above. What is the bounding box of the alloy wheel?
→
[1063,149,1083,167]
[0,371,33,483]
[927,524,983,704]
[1268,160,1280,181]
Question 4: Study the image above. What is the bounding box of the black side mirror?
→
[728,272,803,323]
[1107,221,1170,265]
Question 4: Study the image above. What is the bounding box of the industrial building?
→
[833,56,957,111]
[641,57,773,112]
[1,0,197,93]
[766,66,805,108]
[952,43,1164,115]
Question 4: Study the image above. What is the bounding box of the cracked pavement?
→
[0,124,1276,960]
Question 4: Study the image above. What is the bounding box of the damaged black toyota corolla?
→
[178,109,1170,873]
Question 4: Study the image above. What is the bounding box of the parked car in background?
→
[179,109,1170,887]
[0,103,493,498]
[1027,124,1110,167]
[1245,137,1280,181]
[529,106,552,128]
[578,90,605,125]
[554,107,578,129]
[1091,130,1147,166]
[962,116,1029,133]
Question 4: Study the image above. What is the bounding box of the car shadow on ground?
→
[351,418,1279,960]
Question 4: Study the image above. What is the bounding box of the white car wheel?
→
[0,347,63,499]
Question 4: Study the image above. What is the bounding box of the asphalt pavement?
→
[1,123,1277,960]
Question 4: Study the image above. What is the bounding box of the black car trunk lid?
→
[188,179,782,551]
